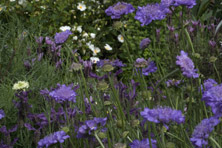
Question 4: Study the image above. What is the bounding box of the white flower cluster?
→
[12,81,29,90]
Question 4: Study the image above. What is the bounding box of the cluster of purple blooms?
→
[41,84,77,103]
[134,58,157,76]
[190,117,220,148]
[165,79,183,87]
[202,83,222,116]
[105,2,135,19]
[129,138,157,148]
[37,130,70,148]
[176,50,199,78]
[105,1,196,26]
[54,30,72,44]
[140,106,185,124]
[97,59,126,68]
[77,117,107,138]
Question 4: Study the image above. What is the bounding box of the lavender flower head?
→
[129,138,157,148]
[135,3,168,26]
[135,58,148,68]
[176,50,199,78]
[202,84,222,116]
[140,38,151,50]
[105,2,135,19]
[161,0,175,7]
[49,84,77,103]
[0,110,5,120]
[140,106,185,124]
[37,131,70,148]
[190,117,220,148]
[54,30,72,44]
[201,79,218,92]
[174,0,196,8]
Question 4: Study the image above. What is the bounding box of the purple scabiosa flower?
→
[49,84,77,103]
[174,0,196,8]
[129,138,157,148]
[161,0,175,7]
[202,84,222,116]
[54,30,72,44]
[190,117,220,148]
[201,79,218,92]
[0,109,5,119]
[209,40,217,49]
[77,117,107,138]
[105,2,135,19]
[142,59,157,76]
[140,38,151,50]
[176,50,199,78]
[135,3,168,26]
[140,106,185,124]
[37,131,70,148]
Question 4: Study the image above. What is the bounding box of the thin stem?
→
[209,137,221,148]
[95,132,105,148]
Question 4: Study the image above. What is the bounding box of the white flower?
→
[97,27,101,31]
[77,26,82,33]
[12,81,29,90]
[117,34,124,43]
[77,3,86,11]
[10,0,16,2]
[104,44,112,51]
[92,47,101,56]
[82,32,88,38]
[73,36,78,40]
[18,0,26,5]
[90,57,100,64]
[59,26,71,32]
[90,33,96,38]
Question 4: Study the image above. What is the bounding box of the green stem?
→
[209,137,221,148]
[213,63,221,83]
[95,132,105,148]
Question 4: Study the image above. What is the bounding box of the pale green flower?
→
[12,81,29,90]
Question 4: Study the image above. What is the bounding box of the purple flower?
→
[201,79,218,92]
[77,117,107,138]
[105,2,135,19]
[49,84,77,103]
[174,0,196,8]
[190,117,220,148]
[135,3,168,26]
[140,38,151,50]
[134,58,148,68]
[161,0,175,7]
[37,131,70,148]
[0,109,5,119]
[202,84,222,116]
[97,59,125,68]
[54,30,72,44]
[176,50,199,78]
[209,40,216,48]
[142,59,157,76]
[129,138,157,148]
[140,106,185,124]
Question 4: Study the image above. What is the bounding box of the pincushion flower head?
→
[129,138,157,148]
[37,130,70,148]
[49,84,77,103]
[140,106,185,124]
[77,117,107,138]
[118,34,124,43]
[77,2,86,11]
[201,78,218,92]
[54,30,72,44]
[202,84,222,116]
[174,0,196,8]
[12,81,29,90]
[140,38,151,50]
[105,2,135,19]
[190,117,220,148]
[176,50,199,78]
[142,58,157,76]
[135,3,168,26]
